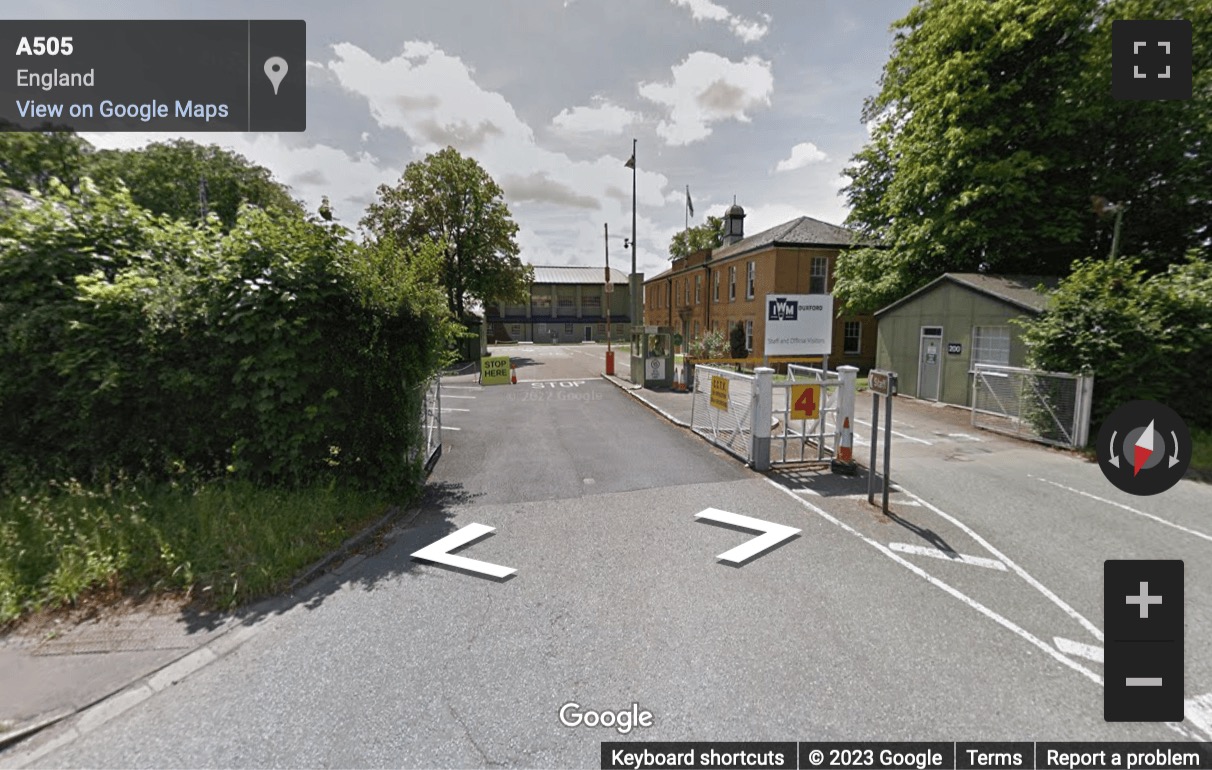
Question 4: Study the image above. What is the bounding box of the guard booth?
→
[631,326,674,389]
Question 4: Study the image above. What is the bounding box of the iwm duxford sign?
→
[764,294,834,356]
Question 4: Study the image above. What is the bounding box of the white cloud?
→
[639,52,773,146]
[670,0,770,43]
[551,99,640,135]
[774,142,828,172]
[324,41,674,265]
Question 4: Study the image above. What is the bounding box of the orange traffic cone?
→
[511,364,517,385]
[831,416,857,475]
[673,364,683,392]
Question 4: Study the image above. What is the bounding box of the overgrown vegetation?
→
[1018,254,1212,435]
[0,137,499,624]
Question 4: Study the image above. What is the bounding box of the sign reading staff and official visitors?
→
[764,294,834,356]
[480,355,512,385]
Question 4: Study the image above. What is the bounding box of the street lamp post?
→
[625,139,638,337]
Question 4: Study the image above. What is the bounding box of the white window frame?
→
[810,256,829,294]
[745,319,753,352]
[746,261,755,299]
[971,325,1011,367]
[695,274,702,304]
[713,271,720,302]
[729,266,736,301]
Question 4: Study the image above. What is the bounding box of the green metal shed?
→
[873,273,1057,406]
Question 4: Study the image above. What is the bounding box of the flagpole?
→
[631,138,637,339]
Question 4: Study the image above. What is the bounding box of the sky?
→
[14,0,918,279]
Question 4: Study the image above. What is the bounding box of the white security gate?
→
[772,365,848,464]
[972,364,1093,448]
[689,365,757,464]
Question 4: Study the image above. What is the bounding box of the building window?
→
[745,319,753,352]
[565,323,573,333]
[695,275,702,304]
[843,321,862,354]
[694,321,700,338]
[810,256,828,294]
[583,294,601,313]
[531,289,552,311]
[972,326,1011,366]
[746,261,755,299]
[729,266,736,301]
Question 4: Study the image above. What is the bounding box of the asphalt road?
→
[17,344,1212,768]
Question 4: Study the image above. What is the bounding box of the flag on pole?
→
[624,152,635,169]
[686,186,694,218]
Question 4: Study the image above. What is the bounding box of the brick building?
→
[486,265,631,343]
[643,204,878,370]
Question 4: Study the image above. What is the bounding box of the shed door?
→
[918,327,943,401]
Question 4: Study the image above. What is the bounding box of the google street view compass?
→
[1097,400,1191,495]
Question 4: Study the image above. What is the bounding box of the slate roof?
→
[531,265,629,284]
[710,215,876,260]
[875,273,1060,317]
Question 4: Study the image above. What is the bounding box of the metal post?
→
[868,394,879,505]
[753,367,774,471]
[882,392,893,514]
[630,138,638,337]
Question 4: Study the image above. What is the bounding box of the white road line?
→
[519,378,589,383]
[888,542,1008,571]
[853,418,933,445]
[443,395,476,399]
[900,486,1105,644]
[764,477,1104,686]
[1185,693,1212,740]
[439,426,461,431]
[440,408,471,412]
[945,433,983,441]
[1054,636,1104,663]
[1030,475,1212,545]
[442,385,480,389]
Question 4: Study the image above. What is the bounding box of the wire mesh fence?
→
[690,365,757,464]
[773,365,844,464]
[972,365,1093,448]
[409,376,443,472]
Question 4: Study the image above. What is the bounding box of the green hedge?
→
[0,179,456,494]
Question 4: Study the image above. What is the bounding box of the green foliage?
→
[0,177,451,493]
[729,322,748,359]
[687,329,727,359]
[0,131,92,192]
[837,0,1212,313]
[85,139,302,229]
[1018,254,1212,433]
[669,215,726,259]
[361,146,531,316]
[0,478,388,624]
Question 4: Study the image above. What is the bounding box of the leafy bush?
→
[0,178,458,493]
[1018,254,1212,435]
[687,329,727,359]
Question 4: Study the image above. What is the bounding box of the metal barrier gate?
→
[773,364,848,464]
[412,376,443,472]
[689,365,757,464]
[971,364,1093,449]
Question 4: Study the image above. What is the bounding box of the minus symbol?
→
[1126,677,1163,687]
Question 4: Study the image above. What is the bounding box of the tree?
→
[361,146,531,316]
[835,0,1212,313]
[0,131,93,191]
[668,215,726,259]
[85,139,301,229]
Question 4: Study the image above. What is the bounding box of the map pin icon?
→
[264,57,288,95]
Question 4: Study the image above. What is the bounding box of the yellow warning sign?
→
[480,356,512,385]
[710,375,729,411]
[790,384,821,420]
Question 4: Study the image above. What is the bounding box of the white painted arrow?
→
[411,523,516,578]
[695,508,800,564]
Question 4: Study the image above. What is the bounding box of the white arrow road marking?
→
[1054,636,1104,663]
[411,523,516,578]
[1185,693,1212,740]
[887,542,1007,571]
[694,508,800,564]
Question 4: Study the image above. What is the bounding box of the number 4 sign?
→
[790,384,821,420]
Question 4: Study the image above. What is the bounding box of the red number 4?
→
[795,387,817,416]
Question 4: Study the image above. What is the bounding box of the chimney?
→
[723,199,745,245]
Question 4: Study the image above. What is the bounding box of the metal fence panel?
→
[773,365,843,464]
[971,364,1093,448]
[409,376,443,472]
[690,365,756,464]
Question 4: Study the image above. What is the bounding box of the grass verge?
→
[0,477,396,626]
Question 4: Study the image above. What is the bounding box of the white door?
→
[918,327,943,401]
